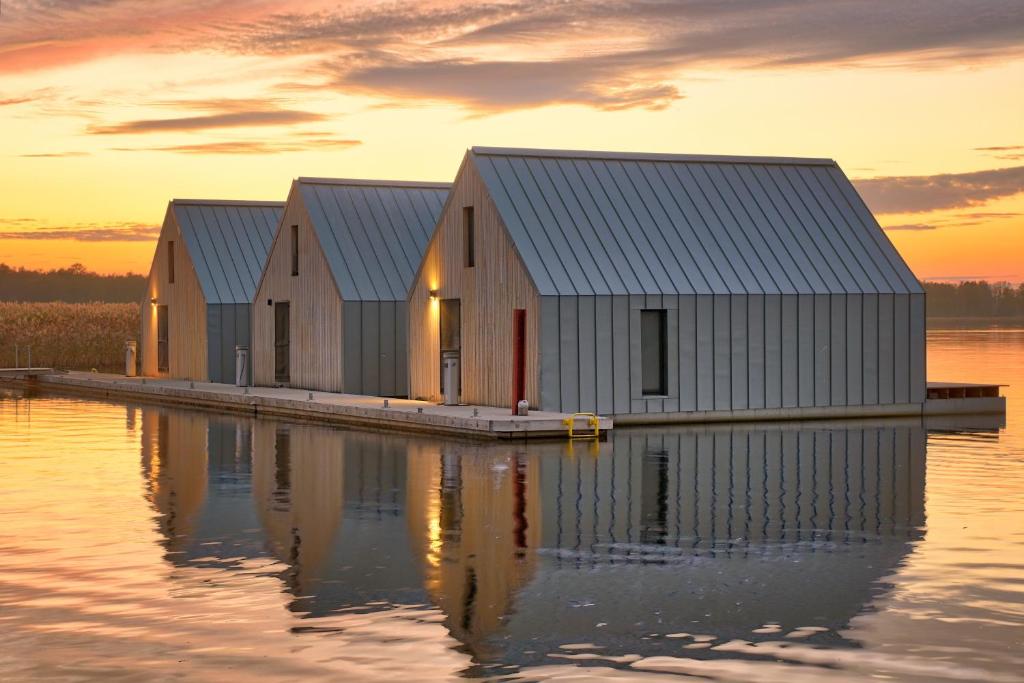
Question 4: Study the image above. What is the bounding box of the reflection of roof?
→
[295,178,450,301]
[170,199,283,304]
[470,146,922,296]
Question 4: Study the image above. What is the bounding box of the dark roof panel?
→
[469,147,921,295]
[296,179,451,302]
[171,200,282,304]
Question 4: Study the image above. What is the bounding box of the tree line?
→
[1,262,1021,317]
[924,281,1024,318]
[0,263,146,303]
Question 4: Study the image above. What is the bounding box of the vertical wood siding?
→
[140,211,208,380]
[253,196,345,392]
[408,159,541,407]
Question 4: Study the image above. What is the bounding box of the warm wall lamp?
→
[428,289,439,301]
[150,297,157,305]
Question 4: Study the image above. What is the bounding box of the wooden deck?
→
[0,371,611,440]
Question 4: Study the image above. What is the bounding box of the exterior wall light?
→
[429,289,439,301]
[150,297,157,305]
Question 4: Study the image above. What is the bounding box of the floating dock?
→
[0,371,611,440]
[0,371,1005,438]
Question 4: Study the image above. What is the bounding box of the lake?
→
[0,328,1021,682]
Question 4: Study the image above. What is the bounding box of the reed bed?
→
[0,302,139,372]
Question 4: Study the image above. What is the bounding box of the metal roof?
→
[296,178,451,301]
[470,147,922,296]
[171,199,283,305]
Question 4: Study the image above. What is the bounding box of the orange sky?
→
[1,0,1022,280]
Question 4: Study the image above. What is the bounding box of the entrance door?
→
[274,301,290,383]
[156,305,169,372]
[439,298,461,398]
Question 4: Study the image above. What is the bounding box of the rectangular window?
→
[463,206,475,268]
[156,305,169,372]
[641,309,667,396]
[290,225,299,276]
[167,241,175,284]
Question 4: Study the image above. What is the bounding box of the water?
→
[0,329,1021,682]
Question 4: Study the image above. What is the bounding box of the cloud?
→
[2,1,1023,112]
[112,137,361,154]
[0,221,160,242]
[88,109,325,134]
[853,165,1024,213]
[883,223,936,231]
[18,151,90,157]
[975,144,1024,161]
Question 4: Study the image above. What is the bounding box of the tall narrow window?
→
[641,309,667,396]
[156,305,169,372]
[463,206,475,268]
[290,225,299,276]
[274,301,290,383]
[167,241,175,284]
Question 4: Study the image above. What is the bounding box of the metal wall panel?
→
[539,297,561,412]
[612,296,631,414]
[207,306,222,382]
[797,295,814,406]
[814,295,830,407]
[361,303,380,396]
[578,296,597,413]
[730,295,748,410]
[678,295,697,412]
[560,296,580,411]
[594,295,614,414]
[764,295,782,409]
[878,294,895,404]
[894,294,910,404]
[909,293,926,403]
[395,302,408,397]
[696,296,715,411]
[862,295,879,405]
[713,295,732,411]
[344,304,362,392]
[781,295,798,407]
[747,295,765,409]
[664,299,680,413]
[380,301,397,397]
[846,293,863,406]
[830,295,847,406]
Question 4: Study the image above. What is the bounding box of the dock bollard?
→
[308,392,313,401]
[417,407,423,414]
[189,381,194,389]
[473,408,479,417]
[383,399,389,408]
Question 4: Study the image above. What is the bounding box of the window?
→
[156,305,169,372]
[463,206,475,268]
[641,309,667,396]
[167,241,175,284]
[290,225,299,276]
[274,301,290,383]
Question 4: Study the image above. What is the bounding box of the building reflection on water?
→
[141,407,927,671]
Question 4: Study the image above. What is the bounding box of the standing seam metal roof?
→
[171,200,283,305]
[470,147,922,296]
[295,178,451,301]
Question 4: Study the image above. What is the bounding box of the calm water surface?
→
[1,329,1021,682]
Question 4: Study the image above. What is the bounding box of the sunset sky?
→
[1,0,1022,281]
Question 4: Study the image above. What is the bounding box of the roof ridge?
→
[297,177,452,189]
[470,146,836,167]
[172,199,285,207]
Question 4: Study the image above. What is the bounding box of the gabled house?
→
[252,178,450,395]
[141,199,282,383]
[408,147,925,420]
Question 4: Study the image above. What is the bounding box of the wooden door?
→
[157,305,169,372]
[274,301,290,383]
[439,299,461,396]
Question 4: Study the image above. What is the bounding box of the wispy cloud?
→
[112,137,361,154]
[883,223,937,231]
[2,1,1023,111]
[18,151,90,157]
[975,144,1024,161]
[0,221,160,242]
[854,165,1024,214]
[88,109,324,134]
